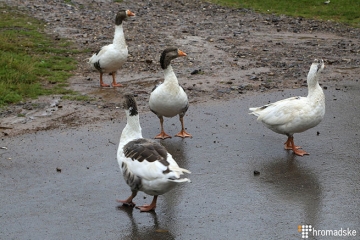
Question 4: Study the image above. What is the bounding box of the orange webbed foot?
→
[116,199,136,207]
[293,149,309,156]
[136,196,157,212]
[112,83,124,87]
[285,136,309,156]
[136,204,156,212]
[155,132,172,139]
[284,144,302,150]
[175,130,192,138]
[284,136,302,150]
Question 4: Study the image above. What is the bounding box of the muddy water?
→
[1,80,359,239]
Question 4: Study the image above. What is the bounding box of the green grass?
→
[0,5,88,107]
[208,0,360,27]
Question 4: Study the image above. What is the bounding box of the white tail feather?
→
[249,107,261,117]
[169,178,191,183]
[169,166,191,174]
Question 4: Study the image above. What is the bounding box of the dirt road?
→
[1,0,359,136]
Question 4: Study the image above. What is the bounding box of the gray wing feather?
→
[123,138,169,167]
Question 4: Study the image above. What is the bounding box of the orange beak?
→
[178,49,187,57]
[126,10,135,17]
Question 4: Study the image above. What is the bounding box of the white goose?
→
[149,47,192,139]
[117,93,191,212]
[249,59,325,156]
[88,9,135,87]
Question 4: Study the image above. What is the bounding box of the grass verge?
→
[0,5,90,107]
[208,0,360,28]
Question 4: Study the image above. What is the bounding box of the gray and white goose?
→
[149,47,192,139]
[249,59,326,156]
[88,9,135,87]
[117,93,191,212]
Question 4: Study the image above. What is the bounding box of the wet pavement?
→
[1,81,359,239]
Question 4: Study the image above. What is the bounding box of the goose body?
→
[117,94,190,212]
[249,59,325,156]
[88,10,134,87]
[149,47,192,139]
[149,66,189,117]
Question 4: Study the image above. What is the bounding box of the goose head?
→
[314,59,325,73]
[160,47,187,69]
[307,59,324,85]
[115,9,135,26]
[123,93,138,117]
[308,59,324,76]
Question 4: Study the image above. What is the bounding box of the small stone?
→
[190,69,201,75]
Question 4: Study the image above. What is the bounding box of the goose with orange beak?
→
[149,47,192,139]
[89,9,135,87]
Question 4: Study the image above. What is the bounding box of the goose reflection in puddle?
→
[116,205,175,240]
[259,153,322,225]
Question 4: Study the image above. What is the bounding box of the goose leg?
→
[111,72,123,87]
[284,137,293,150]
[286,136,309,156]
[175,115,192,138]
[116,191,137,207]
[136,196,158,212]
[100,72,110,87]
[284,136,302,150]
[155,116,171,139]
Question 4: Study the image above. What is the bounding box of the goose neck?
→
[113,25,126,47]
[164,65,178,84]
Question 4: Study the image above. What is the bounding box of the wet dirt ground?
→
[0,0,359,136]
[1,81,359,239]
